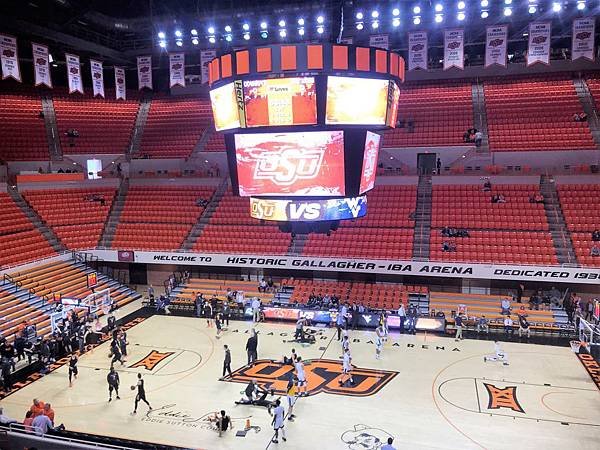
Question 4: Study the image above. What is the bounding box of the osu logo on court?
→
[224,359,398,397]
[483,383,525,413]
[130,350,175,371]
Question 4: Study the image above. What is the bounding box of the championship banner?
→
[114,66,126,100]
[369,34,389,50]
[485,25,508,68]
[444,28,464,70]
[408,31,428,71]
[169,52,185,88]
[90,59,104,98]
[137,55,153,90]
[32,43,51,88]
[0,34,21,82]
[527,22,551,66]
[200,49,217,84]
[66,53,83,94]
[572,17,595,62]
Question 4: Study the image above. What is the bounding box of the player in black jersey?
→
[110,339,124,366]
[68,353,78,387]
[107,367,121,401]
[132,373,152,414]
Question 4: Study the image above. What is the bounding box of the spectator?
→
[530,193,544,204]
[436,157,442,175]
[381,437,397,450]
[516,283,525,304]
[501,298,511,315]
[43,403,55,423]
[504,315,514,335]
[482,179,492,192]
[23,410,34,432]
[442,242,456,252]
[29,399,45,418]
[397,303,406,334]
[591,245,600,257]
[573,113,581,122]
[592,229,600,242]
[454,314,464,341]
[497,194,506,203]
[518,314,531,338]
[474,130,483,147]
[0,407,17,425]
[251,297,261,322]
[258,279,267,293]
[31,410,53,436]
[476,316,489,333]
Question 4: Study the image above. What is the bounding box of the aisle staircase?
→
[41,96,63,161]
[412,175,432,260]
[573,78,600,149]
[540,175,577,265]
[181,178,229,250]
[128,95,152,159]
[471,81,490,153]
[98,178,130,248]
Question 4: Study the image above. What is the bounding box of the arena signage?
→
[85,250,600,284]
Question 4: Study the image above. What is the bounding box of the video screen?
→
[250,196,367,222]
[360,131,381,194]
[386,81,400,128]
[326,76,389,125]
[243,77,317,127]
[210,82,240,131]
[235,131,345,197]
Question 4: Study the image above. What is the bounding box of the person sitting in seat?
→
[482,179,492,192]
[476,316,489,333]
[591,245,600,257]
[518,314,531,338]
[592,229,600,242]
[501,298,512,315]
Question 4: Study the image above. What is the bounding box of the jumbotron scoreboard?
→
[208,43,405,227]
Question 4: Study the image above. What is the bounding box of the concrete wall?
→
[554,174,600,185]
[432,175,541,185]
[16,178,120,192]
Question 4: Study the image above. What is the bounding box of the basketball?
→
[130,385,136,391]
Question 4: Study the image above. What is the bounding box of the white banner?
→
[84,249,600,285]
[0,34,21,82]
[572,17,595,62]
[444,28,464,70]
[114,66,126,100]
[137,55,152,90]
[408,31,428,71]
[485,25,508,68]
[32,42,51,88]
[90,59,104,98]
[200,49,217,84]
[369,34,389,50]
[66,53,83,94]
[169,52,185,88]
[527,22,551,66]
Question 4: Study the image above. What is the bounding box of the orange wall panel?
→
[280,46,297,71]
[256,47,272,72]
[221,54,232,78]
[356,47,370,71]
[236,50,250,75]
[307,45,323,69]
[332,45,349,70]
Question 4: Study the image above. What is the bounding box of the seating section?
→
[302,185,415,260]
[53,95,139,154]
[112,185,214,250]
[194,192,292,254]
[429,291,564,332]
[0,193,55,268]
[430,184,556,265]
[0,92,48,160]
[170,279,276,310]
[139,96,213,158]
[7,260,142,337]
[557,184,600,267]
[586,76,600,106]
[485,75,596,151]
[203,132,225,152]
[285,279,428,310]
[24,188,116,250]
[0,287,50,340]
[382,81,473,148]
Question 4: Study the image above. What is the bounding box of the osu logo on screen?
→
[253,147,325,185]
[251,200,277,219]
[224,359,398,397]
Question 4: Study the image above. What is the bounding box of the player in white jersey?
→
[484,341,509,365]
[270,399,287,443]
[338,348,355,386]
[375,325,384,359]
[342,335,350,353]
[294,356,307,397]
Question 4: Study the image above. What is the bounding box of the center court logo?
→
[483,383,525,413]
[253,147,325,185]
[224,359,398,397]
[130,350,175,371]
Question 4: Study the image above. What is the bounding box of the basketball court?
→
[1,315,598,450]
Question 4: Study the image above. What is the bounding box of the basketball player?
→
[215,313,223,339]
[132,373,152,414]
[204,301,213,328]
[342,335,350,354]
[338,347,355,386]
[484,341,509,366]
[110,338,124,366]
[107,367,120,401]
[118,332,128,359]
[68,353,78,387]
[270,399,287,443]
[286,374,297,421]
[375,325,384,359]
[294,356,307,397]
